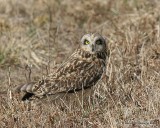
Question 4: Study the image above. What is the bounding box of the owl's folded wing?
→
[15,58,105,100]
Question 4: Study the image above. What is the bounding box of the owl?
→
[15,33,108,101]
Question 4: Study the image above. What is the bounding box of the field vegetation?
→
[0,0,159,127]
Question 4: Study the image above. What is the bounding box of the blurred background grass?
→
[0,0,159,127]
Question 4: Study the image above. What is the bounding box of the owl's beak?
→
[91,44,95,52]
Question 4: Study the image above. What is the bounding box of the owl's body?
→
[15,33,108,101]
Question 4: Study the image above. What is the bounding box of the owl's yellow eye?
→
[84,40,90,45]
[96,39,103,45]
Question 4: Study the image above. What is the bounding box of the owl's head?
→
[80,33,107,54]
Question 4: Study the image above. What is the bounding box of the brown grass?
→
[0,0,160,127]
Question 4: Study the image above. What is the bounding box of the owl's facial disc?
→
[80,34,106,54]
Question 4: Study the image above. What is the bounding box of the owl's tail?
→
[14,83,34,93]
[14,83,35,101]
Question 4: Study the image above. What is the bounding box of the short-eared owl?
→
[15,33,108,101]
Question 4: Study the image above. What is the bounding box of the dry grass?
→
[0,0,160,127]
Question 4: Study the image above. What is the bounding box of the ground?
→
[0,0,160,128]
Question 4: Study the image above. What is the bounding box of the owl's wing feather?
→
[17,56,105,99]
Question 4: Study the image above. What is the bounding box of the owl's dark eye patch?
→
[96,39,103,45]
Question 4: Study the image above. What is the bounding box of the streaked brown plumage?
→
[15,33,108,101]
